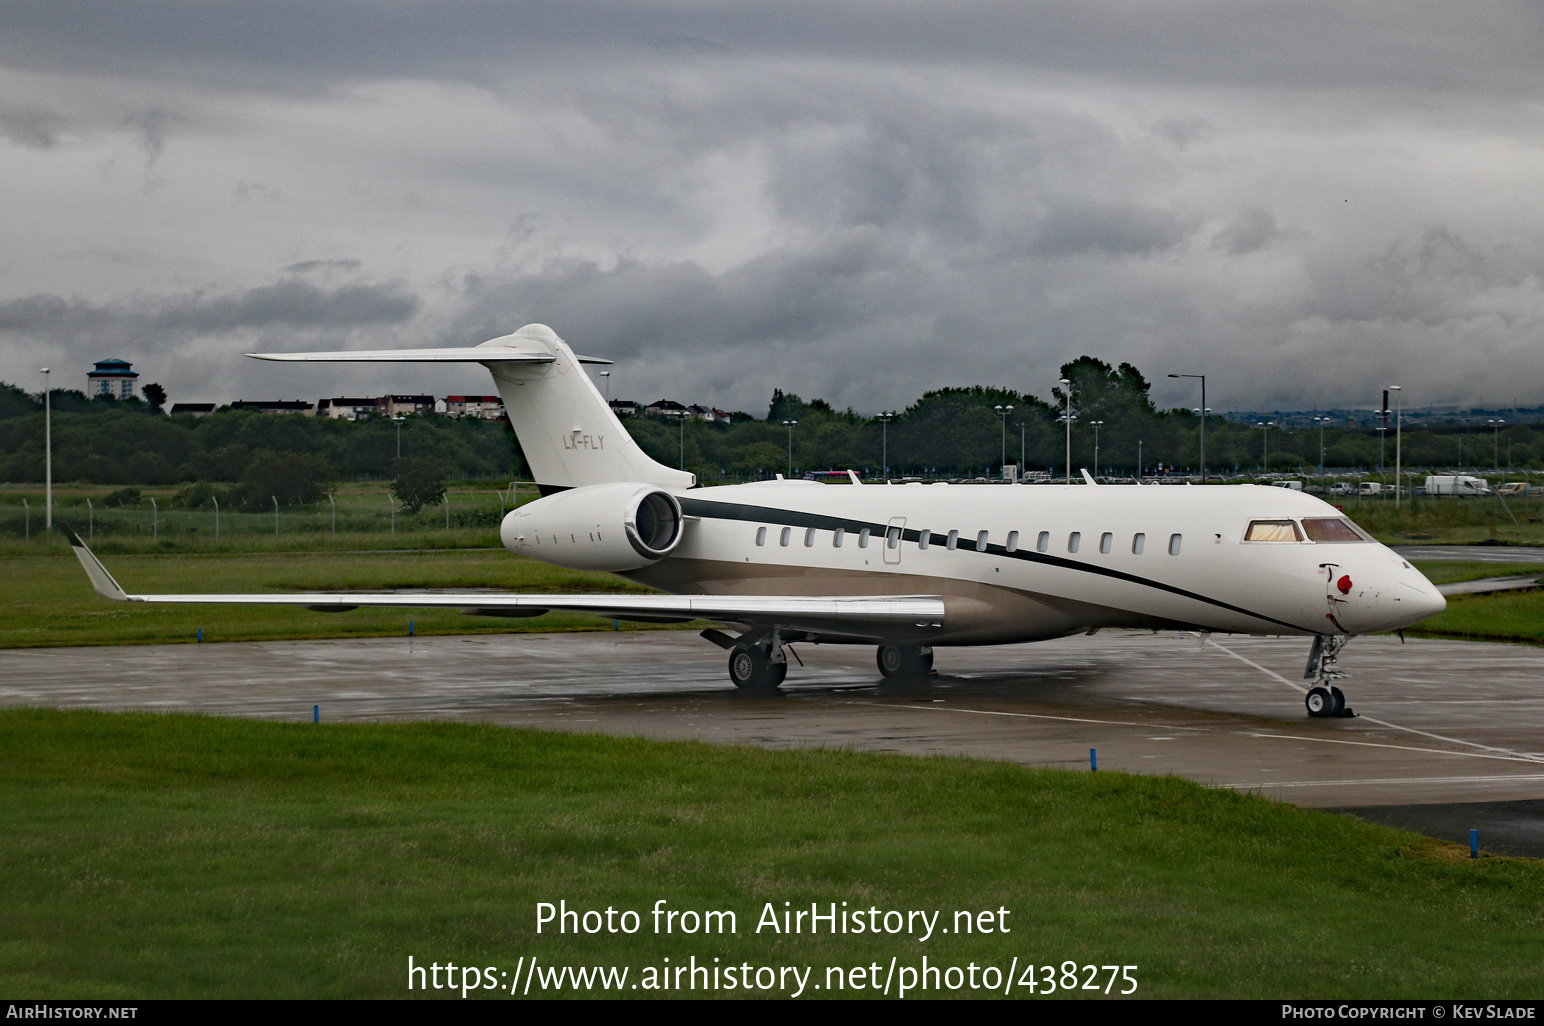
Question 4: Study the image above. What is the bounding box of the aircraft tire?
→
[877,644,931,679]
[1305,686,1333,717]
[1330,686,1347,716]
[729,644,785,691]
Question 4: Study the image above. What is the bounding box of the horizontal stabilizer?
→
[245,347,611,366]
[65,534,943,639]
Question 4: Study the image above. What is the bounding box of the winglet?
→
[1081,469,1098,485]
[64,525,130,601]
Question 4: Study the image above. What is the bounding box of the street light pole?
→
[599,371,611,401]
[1261,422,1274,473]
[1059,379,1072,483]
[40,367,51,530]
[393,415,405,460]
[1168,373,1207,482]
[1314,416,1328,475]
[1488,419,1505,469]
[994,404,1013,471]
[878,413,893,481]
[782,420,798,477]
[1391,386,1403,510]
[1090,420,1104,478]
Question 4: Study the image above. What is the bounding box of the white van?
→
[1357,482,1384,496]
[1424,475,1492,497]
[1269,480,1304,491]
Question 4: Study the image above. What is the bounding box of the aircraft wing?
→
[66,530,943,639]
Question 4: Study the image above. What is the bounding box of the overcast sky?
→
[3,1,1543,415]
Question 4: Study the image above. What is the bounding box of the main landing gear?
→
[727,640,787,692]
[877,644,934,679]
[1303,634,1355,718]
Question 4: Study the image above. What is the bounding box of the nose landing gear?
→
[1303,634,1355,718]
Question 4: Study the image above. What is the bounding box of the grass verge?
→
[2,710,1541,999]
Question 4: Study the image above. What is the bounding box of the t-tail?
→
[247,323,694,494]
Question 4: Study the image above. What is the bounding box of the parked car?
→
[1497,482,1532,496]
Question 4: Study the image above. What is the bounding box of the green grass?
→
[1409,562,1544,586]
[1400,562,1544,645]
[1,710,1540,999]
[0,549,654,648]
[1407,590,1544,645]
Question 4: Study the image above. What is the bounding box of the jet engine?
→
[500,482,685,572]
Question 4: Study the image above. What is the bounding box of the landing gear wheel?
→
[1330,686,1348,717]
[1305,686,1333,718]
[877,645,933,679]
[729,644,786,691]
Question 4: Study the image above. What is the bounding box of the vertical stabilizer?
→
[483,325,695,493]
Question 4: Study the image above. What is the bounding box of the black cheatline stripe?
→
[678,496,1304,633]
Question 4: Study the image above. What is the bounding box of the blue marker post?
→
[1091,748,1098,772]
[313,704,319,723]
[1471,829,1479,859]
[197,627,202,643]
[409,620,414,637]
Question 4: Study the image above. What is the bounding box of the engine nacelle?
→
[500,482,685,572]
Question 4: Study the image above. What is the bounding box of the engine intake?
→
[501,482,684,572]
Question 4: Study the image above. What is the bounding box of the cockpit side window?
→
[1301,517,1373,543]
[1244,519,1303,542]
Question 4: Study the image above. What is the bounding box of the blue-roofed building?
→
[87,358,139,400]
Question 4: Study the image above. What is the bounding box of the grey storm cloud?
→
[0,105,67,148]
[0,279,418,337]
[0,2,1542,411]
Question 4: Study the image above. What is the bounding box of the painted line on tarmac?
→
[1206,639,1544,766]
[1244,731,1542,765]
[876,702,1172,730]
[1220,773,1544,790]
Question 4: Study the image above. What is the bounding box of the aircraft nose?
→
[1403,578,1447,621]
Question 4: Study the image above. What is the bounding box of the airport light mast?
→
[1390,386,1402,510]
[1058,379,1073,483]
[1168,373,1206,482]
[41,367,51,530]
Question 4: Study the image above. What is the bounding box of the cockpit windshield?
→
[1301,517,1373,543]
[1244,520,1303,542]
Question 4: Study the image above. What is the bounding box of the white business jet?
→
[67,324,1447,717]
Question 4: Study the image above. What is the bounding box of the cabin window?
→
[1244,519,1303,542]
[756,526,766,546]
[1132,533,1145,555]
[1301,517,1372,543]
[1036,531,1049,553]
[780,527,791,547]
[946,530,959,551]
[1168,533,1182,556]
[833,528,845,548]
[1068,532,1081,553]
[805,528,817,547]
[887,527,901,549]
[975,530,988,550]
[1006,530,1019,553]
[859,528,870,548]
[1100,532,1113,554]
[918,529,931,550]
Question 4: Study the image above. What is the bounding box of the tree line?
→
[2,360,1542,507]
